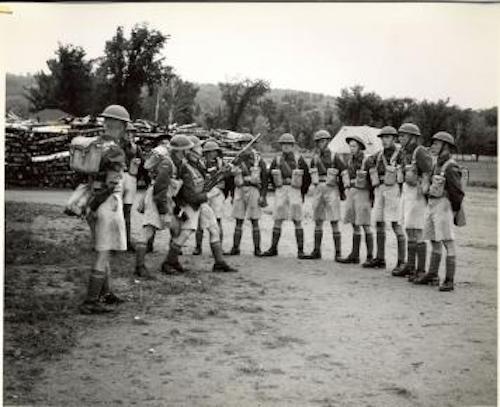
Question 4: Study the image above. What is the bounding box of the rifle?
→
[204,133,262,192]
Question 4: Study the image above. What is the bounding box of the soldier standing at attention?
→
[392,123,433,281]
[193,140,227,255]
[161,135,238,274]
[363,126,406,272]
[303,129,346,261]
[262,133,311,259]
[100,105,143,252]
[337,134,374,265]
[415,132,464,291]
[225,135,268,257]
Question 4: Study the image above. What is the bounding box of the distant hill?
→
[6,73,35,117]
[194,82,337,112]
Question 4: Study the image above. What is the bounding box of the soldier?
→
[100,105,143,252]
[193,140,226,255]
[392,123,433,281]
[161,135,238,274]
[262,133,311,258]
[134,143,177,279]
[415,132,464,291]
[303,129,345,261]
[363,126,406,271]
[79,114,128,314]
[337,134,374,265]
[225,135,268,257]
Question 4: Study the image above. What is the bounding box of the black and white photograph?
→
[1,2,498,406]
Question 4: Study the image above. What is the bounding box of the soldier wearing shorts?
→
[134,143,177,279]
[337,134,374,265]
[161,135,238,274]
[100,105,143,252]
[392,123,433,281]
[193,140,227,255]
[304,129,346,261]
[226,136,268,257]
[415,132,464,291]
[262,133,311,259]
[363,126,406,272]
[79,122,128,314]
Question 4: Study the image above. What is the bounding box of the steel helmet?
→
[278,133,296,144]
[398,123,421,137]
[202,140,221,153]
[314,129,332,141]
[169,134,194,151]
[378,126,398,138]
[100,105,131,122]
[432,131,456,147]
[345,135,366,150]
[237,134,253,143]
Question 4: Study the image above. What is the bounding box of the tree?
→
[219,79,270,130]
[381,97,417,129]
[95,24,170,118]
[336,85,384,126]
[27,44,94,115]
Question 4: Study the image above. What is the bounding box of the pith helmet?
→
[100,105,131,122]
[432,131,456,147]
[169,134,194,151]
[203,140,221,153]
[378,126,398,138]
[345,135,366,150]
[314,129,332,141]
[278,133,296,144]
[398,123,421,137]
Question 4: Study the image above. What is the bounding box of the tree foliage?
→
[27,44,94,115]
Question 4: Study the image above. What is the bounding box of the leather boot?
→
[80,273,112,314]
[414,251,441,285]
[262,227,281,257]
[146,230,156,253]
[252,225,262,257]
[161,243,186,274]
[410,242,427,282]
[295,227,305,259]
[391,235,406,274]
[364,232,374,264]
[135,242,155,280]
[225,225,242,256]
[304,229,322,259]
[211,242,238,273]
[100,271,125,304]
[333,231,342,261]
[217,219,223,246]
[123,204,135,252]
[394,240,415,277]
[193,228,203,255]
[439,256,455,291]
[337,233,360,264]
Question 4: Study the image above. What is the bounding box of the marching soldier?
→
[134,143,177,279]
[226,135,268,257]
[80,109,129,314]
[161,135,238,274]
[303,129,345,261]
[337,134,374,265]
[193,140,226,255]
[415,132,464,291]
[100,105,143,252]
[262,133,311,258]
[392,123,433,281]
[363,126,406,271]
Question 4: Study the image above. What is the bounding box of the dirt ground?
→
[4,187,497,407]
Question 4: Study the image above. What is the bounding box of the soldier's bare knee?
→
[443,240,456,256]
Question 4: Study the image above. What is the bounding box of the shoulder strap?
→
[253,150,260,167]
[276,155,281,168]
[411,145,423,164]
[390,146,400,165]
[361,154,369,170]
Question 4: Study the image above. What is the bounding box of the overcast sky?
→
[1,3,499,109]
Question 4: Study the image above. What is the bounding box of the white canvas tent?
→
[328,125,382,156]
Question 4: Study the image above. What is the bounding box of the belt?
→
[318,175,327,182]
[283,178,292,185]
[350,178,356,184]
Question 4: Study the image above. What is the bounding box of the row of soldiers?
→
[77,105,465,314]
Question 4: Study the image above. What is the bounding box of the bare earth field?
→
[3,186,497,407]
